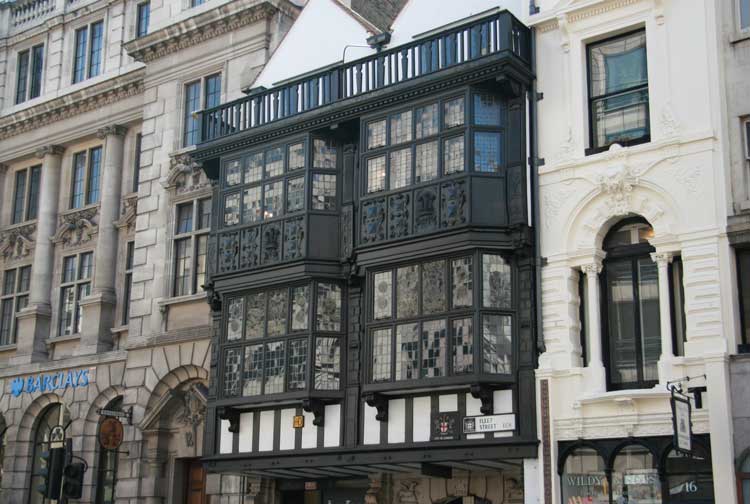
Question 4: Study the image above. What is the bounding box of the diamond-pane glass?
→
[390,111,412,145]
[443,136,464,175]
[422,260,446,314]
[389,148,412,190]
[421,320,446,377]
[415,141,438,183]
[264,341,285,394]
[444,97,465,128]
[316,283,341,332]
[372,328,392,382]
[225,160,241,186]
[483,254,512,308]
[367,120,386,150]
[243,344,263,396]
[267,289,288,336]
[291,285,309,331]
[396,323,419,380]
[473,93,502,126]
[367,156,386,193]
[245,292,266,339]
[373,271,392,320]
[288,338,308,390]
[315,337,340,390]
[226,297,244,341]
[452,318,473,374]
[483,314,512,374]
[415,103,438,139]
[451,257,473,308]
[396,265,419,319]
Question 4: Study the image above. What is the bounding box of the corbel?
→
[218,407,240,433]
[302,398,325,426]
[470,384,494,415]
[363,392,388,422]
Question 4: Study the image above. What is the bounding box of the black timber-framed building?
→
[191,10,538,503]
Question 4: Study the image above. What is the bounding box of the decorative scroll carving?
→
[115,194,138,232]
[440,181,467,228]
[283,217,305,260]
[388,193,411,239]
[164,154,210,195]
[302,398,325,427]
[262,223,282,264]
[596,156,638,217]
[218,232,239,273]
[470,383,494,415]
[34,144,65,158]
[96,125,128,139]
[0,223,36,262]
[53,207,99,248]
[414,186,438,233]
[239,227,261,270]
[397,481,419,504]
[361,198,386,244]
[363,392,388,422]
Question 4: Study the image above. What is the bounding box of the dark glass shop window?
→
[610,445,660,503]
[588,30,649,151]
[560,448,608,504]
[739,249,750,348]
[669,256,687,356]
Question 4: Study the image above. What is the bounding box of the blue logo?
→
[10,369,90,397]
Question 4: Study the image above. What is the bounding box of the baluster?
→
[377,56,385,89]
[332,69,341,102]
[431,39,439,71]
[498,14,511,53]
[400,49,408,82]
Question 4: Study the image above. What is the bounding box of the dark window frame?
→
[94,398,122,504]
[172,197,211,297]
[122,241,134,325]
[70,146,103,209]
[737,247,750,350]
[183,73,221,147]
[585,28,650,155]
[72,20,104,84]
[132,132,142,193]
[58,251,94,336]
[0,265,31,346]
[136,1,150,38]
[668,255,686,357]
[11,165,41,224]
[15,44,44,104]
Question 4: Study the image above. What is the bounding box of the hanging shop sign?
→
[99,417,124,450]
[293,415,305,429]
[671,393,692,455]
[10,368,91,397]
[463,413,515,434]
[432,412,459,441]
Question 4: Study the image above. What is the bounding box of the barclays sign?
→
[10,369,91,397]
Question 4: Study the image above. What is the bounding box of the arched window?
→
[611,444,661,503]
[560,447,609,504]
[95,397,122,504]
[602,218,660,390]
[29,403,71,504]
[664,445,713,503]
[738,451,750,504]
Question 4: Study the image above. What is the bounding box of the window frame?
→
[72,20,105,84]
[585,28,651,155]
[362,249,517,392]
[136,1,150,38]
[0,265,31,346]
[172,197,211,298]
[58,251,94,336]
[737,247,750,350]
[15,44,44,104]
[132,132,142,193]
[122,241,134,325]
[69,146,103,209]
[11,165,41,224]
[739,0,750,32]
[183,73,222,147]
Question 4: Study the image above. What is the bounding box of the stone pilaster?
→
[13,145,64,364]
[581,261,606,393]
[80,125,127,354]
[652,251,676,384]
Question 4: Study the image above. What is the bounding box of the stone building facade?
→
[0,0,297,502]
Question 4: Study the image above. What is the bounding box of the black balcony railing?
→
[198,10,530,143]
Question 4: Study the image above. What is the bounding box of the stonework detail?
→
[219,232,240,273]
[596,159,638,217]
[262,223,282,264]
[414,186,438,233]
[240,227,261,270]
[283,217,305,261]
[115,194,138,232]
[52,207,99,248]
[0,224,36,262]
[362,198,386,244]
[165,154,210,195]
[440,180,467,228]
[388,193,411,239]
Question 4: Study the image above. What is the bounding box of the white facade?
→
[528,0,739,503]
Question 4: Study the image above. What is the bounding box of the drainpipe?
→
[529,27,545,356]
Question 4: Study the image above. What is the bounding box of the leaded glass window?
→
[421,319,447,377]
[291,286,310,331]
[265,341,286,393]
[367,120,387,150]
[372,328,392,382]
[316,283,341,331]
[312,174,337,210]
[474,132,502,173]
[452,257,473,308]
[482,314,512,374]
[226,297,244,341]
[267,289,288,337]
[483,254,511,308]
[396,323,419,380]
[314,337,340,390]
[390,111,413,145]
[225,159,241,186]
[288,142,306,171]
[243,344,263,396]
[288,339,308,390]
[452,318,473,374]
[367,156,386,193]
[422,260,447,314]
[263,181,283,220]
[265,147,284,178]
[415,141,438,183]
[415,103,439,139]
[396,265,419,319]
[373,271,392,320]
[443,136,465,175]
[444,97,465,129]
[245,153,263,183]
[389,148,412,190]
[245,292,266,339]
[286,176,305,213]
[313,139,337,169]
[473,93,502,126]
[224,348,241,396]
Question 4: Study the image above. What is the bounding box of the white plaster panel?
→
[412,396,431,442]
[493,389,513,414]
[301,410,317,449]
[258,411,275,452]
[439,394,458,412]
[219,419,233,454]
[279,408,296,451]
[323,404,340,447]
[363,403,380,445]
[387,398,406,444]
[238,412,253,453]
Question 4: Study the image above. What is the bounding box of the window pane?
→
[288,142,305,171]
[27,166,41,220]
[317,283,341,332]
[205,74,221,109]
[12,170,27,224]
[137,1,150,37]
[288,338,308,390]
[223,193,240,226]
[415,141,438,184]
[367,156,386,193]
[367,119,386,150]
[589,31,648,98]
[312,174,336,210]
[223,348,241,397]
[241,186,262,223]
[86,147,102,204]
[225,159,241,186]
[415,103,438,139]
[73,27,88,83]
[743,0,750,30]
[266,289,288,336]
[444,97,465,129]
[483,254,511,308]
[421,320,446,377]
[422,260,446,314]
[245,152,263,183]
[561,448,609,504]
[0,301,13,345]
[390,111,412,145]
[263,181,283,219]
[396,323,419,380]
[451,256,473,308]
[60,286,75,335]
[473,93,502,126]
[611,445,659,503]
[373,271,392,320]
[198,198,211,230]
[313,139,336,169]
[452,318,473,374]
[30,46,44,99]
[62,256,76,283]
[88,22,104,78]
[245,292,266,339]
[372,328,392,382]
[443,136,464,175]
[3,270,16,295]
[291,285,309,331]
[396,265,419,319]
[264,147,284,178]
[18,266,31,293]
[286,176,305,213]
[482,314,512,374]
[243,344,263,396]
[79,252,93,279]
[173,238,192,296]
[75,282,90,334]
[16,50,29,104]
[226,297,244,341]
[638,258,660,382]
[474,132,502,173]
[176,202,193,233]
[183,81,201,146]
[740,250,750,344]
[314,337,340,390]
[389,148,412,190]
[592,89,650,148]
[606,259,638,386]
[71,152,86,208]
[264,341,285,394]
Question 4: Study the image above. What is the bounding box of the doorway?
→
[185,459,207,504]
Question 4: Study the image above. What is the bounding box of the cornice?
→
[527,0,646,31]
[96,124,129,139]
[123,0,289,63]
[0,69,144,141]
[35,144,65,158]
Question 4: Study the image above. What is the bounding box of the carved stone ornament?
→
[52,207,99,247]
[96,124,128,139]
[218,407,240,433]
[0,223,36,262]
[115,194,138,232]
[596,153,638,217]
[164,154,209,195]
[34,144,65,159]
[397,481,419,504]
[176,384,207,447]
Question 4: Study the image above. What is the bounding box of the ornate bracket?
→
[302,398,326,427]
[470,384,494,415]
[218,407,240,433]
[363,392,388,422]
[52,207,99,248]
[163,153,209,195]
[0,223,36,262]
[204,281,222,312]
[496,76,523,99]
